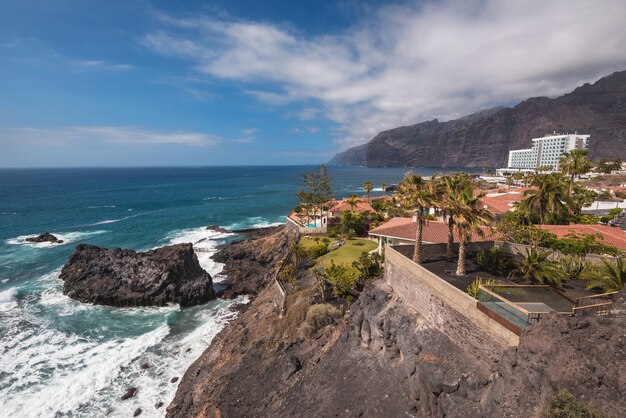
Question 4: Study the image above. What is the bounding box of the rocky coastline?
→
[166,226,625,417]
[60,243,215,307]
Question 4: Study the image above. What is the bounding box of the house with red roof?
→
[328,199,375,218]
[536,224,626,251]
[368,217,499,254]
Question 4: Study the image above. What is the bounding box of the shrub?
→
[543,390,605,418]
[352,252,383,283]
[301,303,342,338]
[552,232,622,257]
[476,248,511,274]
[508,248,564,287]
[558,255,590,282]
[308,243,329,258]
[324,261,359,298]
[466,277,496,299]
[584,256,626,293]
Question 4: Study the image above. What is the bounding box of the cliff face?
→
[330,70,626,167]
[167,228,625,417]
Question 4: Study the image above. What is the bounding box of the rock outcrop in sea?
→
[25,231,64,244]
[60,243,215,307]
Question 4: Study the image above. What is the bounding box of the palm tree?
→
[380,183,387,195]
[397,173,437,264]
[363,181,374,203]
[508,248,564,287]
[439,173,472,259]
[516,173,570,224]
[570,185,597,215]
[451,190,493,275]
[584,257,625,293]
[505,175,514,189]
[290,242,309,269]
[559,149,594,196]
[346,194,361,211]
[511,171,523,186]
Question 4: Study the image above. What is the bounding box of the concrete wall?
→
[384,245,519,363]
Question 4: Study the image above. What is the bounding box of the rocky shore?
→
[166,226,625,417]
[60,243,215,307]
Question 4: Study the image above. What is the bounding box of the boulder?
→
[121,387,137,400]
[60,243,215,307]
[25,231,64,244]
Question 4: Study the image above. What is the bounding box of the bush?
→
[558,255,590,282]
[327,225,340,238]
[543,390,605,418]
[324,261,359,298]
[476,248,511,274]
[552,232,622,257]
[301,303,342,338]
[352,252,383,283]
[308,243,329,258]
[466,277,496,299]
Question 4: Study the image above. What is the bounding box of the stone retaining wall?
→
[384,245,519,364]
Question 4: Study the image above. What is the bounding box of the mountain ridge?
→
[329,70,626,168]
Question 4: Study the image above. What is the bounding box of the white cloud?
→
[72,60,134,71]
[8,126,220,147]
[142,0,626,148]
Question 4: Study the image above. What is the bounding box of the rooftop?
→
[536,224,626,251]
[329,199,375,213]
[369,218,499,243]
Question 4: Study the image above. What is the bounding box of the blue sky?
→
[1,0,626,167]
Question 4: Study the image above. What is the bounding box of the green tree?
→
[508,248,564,287]
[450,190,493,275]
[438,173,473,259]
[584,257,626,293]
[320,261,359,298]
[362,181,374,203]
[295,165,334,227]
[505,175,514,189]
[570,185,597,215]
[559,149,594,196]
[346,194,361,211]
[340,210,365,237]
[352,252,383,285]
[516,173,571,224]
[397,173,437,264]
[380,183,387,195]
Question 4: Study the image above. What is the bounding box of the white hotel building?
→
[497,133,590,174]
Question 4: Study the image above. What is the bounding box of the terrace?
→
[389,242,618,337]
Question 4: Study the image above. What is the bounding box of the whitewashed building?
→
[497,133,589,174]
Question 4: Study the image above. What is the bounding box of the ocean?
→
[0,165,472,417]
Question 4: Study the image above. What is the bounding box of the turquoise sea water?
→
[0,166,472,417]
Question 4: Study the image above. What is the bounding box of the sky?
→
[1,0,626,167]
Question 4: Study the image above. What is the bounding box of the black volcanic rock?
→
[60,243,215,307]
[331,70,626,167]
[25,231,64,244]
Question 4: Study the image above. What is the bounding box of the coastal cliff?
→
[330,70,626,168]
[167,228,625,417]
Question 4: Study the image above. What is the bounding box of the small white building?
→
[497,133,589,175]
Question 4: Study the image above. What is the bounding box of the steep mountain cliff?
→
[330,70,626,167]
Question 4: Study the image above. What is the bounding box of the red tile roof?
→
[330,200,375,213]
[537,224,626,251]
[479,189,530,214]
[369,218,498,243]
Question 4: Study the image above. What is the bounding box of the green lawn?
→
[318,239,377,268]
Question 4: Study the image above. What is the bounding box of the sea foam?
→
[163,226,234,280]
[5,230,109,248]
